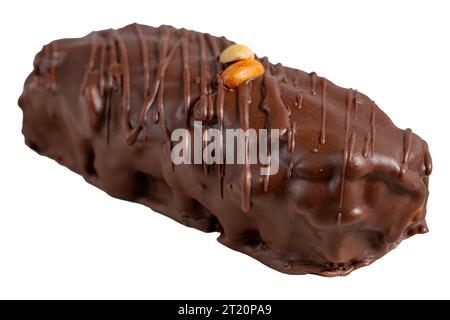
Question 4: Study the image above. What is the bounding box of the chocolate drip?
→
[43,43,55,92]
[49,42,58,92]
[79,34,101,129]
[156,27,174,142]
[310,72,317,96]
[337,212,342,227]
[295,92,303,109]
[206,34,223,82]
[216,76,225,198]
[339,89,354,208]
[104,35,117,144]
[198,34,209,175]
[239,84,252,212]
[80,34,98,94]
[320,78,328,145]
[424,142,433,176]
[98,41,106,98]
[181,33,191,128]
[135,24,150,100]
[206,34,221,59]
[370,104,376,156]
[198,33,210,122]
[111,30,131,133]
[152,111,160,124]
[106,35,117,90]
[363,133,370,158]
[134,24,151,139]
[287,115,296,179]
[400,128,413,179]
[284,81,296,178]
[348,132,357,164]
[354,90,360,120]
[260,62,272,192]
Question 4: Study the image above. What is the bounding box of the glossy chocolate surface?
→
[18,24,432,276]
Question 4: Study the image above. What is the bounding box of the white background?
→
[0,0,449,299]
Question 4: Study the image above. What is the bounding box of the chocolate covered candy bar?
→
[18,23,432,276]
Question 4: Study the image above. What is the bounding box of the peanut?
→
[221,59,265,88]
[219,44,254,64]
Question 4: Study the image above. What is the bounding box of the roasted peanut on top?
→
[219,44,264,88]
[219,44,254,64]
[221,59,265,89]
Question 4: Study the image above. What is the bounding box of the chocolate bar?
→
[18,23,432,276]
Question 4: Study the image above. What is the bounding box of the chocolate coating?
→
[18,23,432,276]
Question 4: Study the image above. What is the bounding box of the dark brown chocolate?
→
[18,23,432,276]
